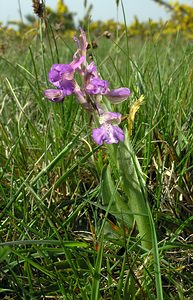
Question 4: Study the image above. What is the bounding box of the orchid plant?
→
[44,29,152,250]
[44,28,130,145]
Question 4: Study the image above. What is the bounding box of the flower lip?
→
[92,123,124,145]
[59,79,75,95]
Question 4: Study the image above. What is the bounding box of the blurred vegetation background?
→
[0,0,193,54]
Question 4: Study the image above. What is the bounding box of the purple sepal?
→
[70,55,85,70]
[106,88,130,103]
[44,89,65,102]
[99,111,122,125]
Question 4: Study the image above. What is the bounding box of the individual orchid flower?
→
[44,80,75,102]
[45,56,85,102]
[48,56,84,88]
[92,111,125,145]
[44,89,67,102]
[106,88,131,104]
[48,64,73,88]
[92,123,124,145]
[85,78,109,95]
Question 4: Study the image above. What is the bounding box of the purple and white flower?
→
[92,111,124,145]
[92,123,124,145]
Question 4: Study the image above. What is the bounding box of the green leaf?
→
[91,238,104,300]
[116,129,152,249]
[0,240,88,248]
[101,164,134,228]
[0,246,11,262]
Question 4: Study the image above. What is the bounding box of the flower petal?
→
[106,87,131,103]
[86,78,109,95]
[44,89,65,102]
[92,123,124,145]
[48,64,74,87]
[99,111,122,125]
[59,80,75,95]
[70,55,85,70]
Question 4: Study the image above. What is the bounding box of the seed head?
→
[32,0,45,18]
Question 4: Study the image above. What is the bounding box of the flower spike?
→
[44,29,130,145]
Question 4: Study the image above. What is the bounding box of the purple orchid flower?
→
[44,80,75,102]
[92,123,124,145]
[92,111,124,145]
[44,29,130,145]
[44,89,66,102]
[48,56,84,88]
[48,64,73,87]
[44,56,85,102]
[85,78,109,95]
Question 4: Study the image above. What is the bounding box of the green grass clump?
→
[0,21,192,300]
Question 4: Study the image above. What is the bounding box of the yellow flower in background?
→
[57,0,68,14]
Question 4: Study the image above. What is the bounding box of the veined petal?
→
[92,123,124,145]
[48,64,63,87]
[44,89,65,102]
[60,65,74,80]
[99,111,122,125]
[106,87,131,103]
